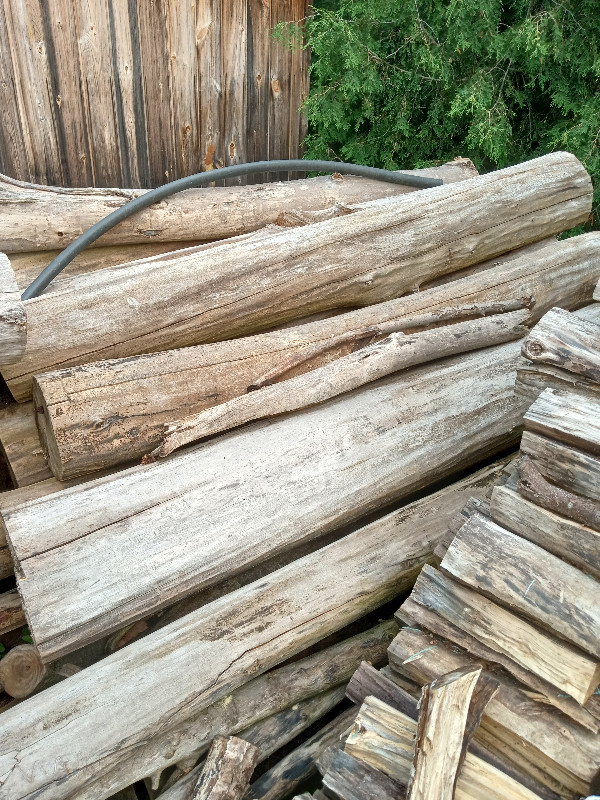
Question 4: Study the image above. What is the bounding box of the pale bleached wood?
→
[441,513,600,657]
[402,565,600,706]
[521,431,600,504]
[190,736,258,800]
[524,388,600,456]
[153,308,529,459]
[345,696,540,800]
[388,628,598,798]
[0,401,51,487]
[0,252,26,365]
[0,588,25,635]
[1,153,592,402]
[0,162,477,253]
[7,342,526,662]
[490,484,600,580]
[0,644,45,698]
[433,496,491,561]
[33,231,600,479]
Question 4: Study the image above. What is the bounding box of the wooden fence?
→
[0,0,309,188]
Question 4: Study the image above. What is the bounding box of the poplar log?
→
[521,431,600,503]
[388,628,600,798]
[322,750,406,800]
[6,342,526,662]
[153,308,529,459]
[524,389,600,456]
[0,162,477,253]
[33,232,600,479]
[440,513,600,657]
[490,484,600,580]
[522,307,600,383]
[345,696,539,800]
[0,401,51,486]
[400,565,600,706]
[0,644,45,698]
[0,589,25,635]
[190,736,259,800]
[1,152,592,402]
[0,253,26,365]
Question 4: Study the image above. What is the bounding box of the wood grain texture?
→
[0,401,51,487]
[1,153,592,401]
[0,589,25,635]
[524,388,600,456]
[522,307,600,382]
[322,750,406,800]
[0,253,26,365]
[191,736,258,800]
[0,644,45,698]
[346,661,418,721]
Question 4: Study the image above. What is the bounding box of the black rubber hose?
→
[21,159,443,300]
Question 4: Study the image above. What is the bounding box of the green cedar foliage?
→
[275,1,600,225]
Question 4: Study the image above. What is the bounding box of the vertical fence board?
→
[246,0,270,183]
[268,0,293,181]
[221,0,247,185]
[0,3,30,180]
[197,0,223,181]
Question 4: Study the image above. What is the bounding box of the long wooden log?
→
[6,341,526,662]
[0,162,477,253]
[1,152,592,402]
[524,389,600,456]
[190,736,259,800]
[490,484,600,580]
[440,513,600,657]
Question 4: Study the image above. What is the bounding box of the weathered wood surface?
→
[433,496,491,561]
[153,307,529,460]
[518,456,600,531]
[0,644,45,698]
[345,696,539,800]
[407,668,494,800]
[33,231,600,479]
[346,661,418,720]
[521,431,600,504]
[522,307,600,382]
[246,708,356,800]
[0,401,51,486]
[72,621,395,800]
[524,389,600,456]
[7,342,526,662]
[401,564,600,706]
[0,589,25,635]
[2,152,592,402]
[322,750,406,800]
[0,253,26,365]
[441,513,600,656]
[0,163,477,253]
[190,736,259,800]
[388,628,599,798]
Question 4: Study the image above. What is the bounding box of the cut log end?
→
[0,644,46,698]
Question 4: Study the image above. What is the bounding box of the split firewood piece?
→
[0,589,25,635]
[406,667,498,800]
[322,749,407,800]
[491,484,600,580]
[520,432,600,504]
[524,389,600,456]
[388,628,596,799]
[33,233,600,480]
[522,307,600,383]
[515,362,600,406]
[346,661,419,720]
[345,695,540,800]
[518,457,600,532]
[401,565,600,707]
[0,253,26,365]
[1,152,592,402]
[441,512,600,657]
[190,736,259,800]
[433,496,491,561]
[0,644,46,698]
[0,401,52,487]
[151,308,529,460]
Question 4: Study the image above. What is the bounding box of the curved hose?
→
[22,159,443,300]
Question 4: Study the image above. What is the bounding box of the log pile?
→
[0,154,599,800]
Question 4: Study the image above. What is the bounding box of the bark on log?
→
[6,342,526,662]
[0,253,26,365]
[0,162,477,253]
[322,750,406,800]
[0,589,25,635]
[33,232,600,480]
[0,401,52,486]
[1,152,592,403]
[490,484,600,580]
[400,565,600,708]
[440,513,600,657]
[190,736,259,800]
[524,389,600,457]
[0,644,45,698]
[153,307,529,459]
[388,628,599,798]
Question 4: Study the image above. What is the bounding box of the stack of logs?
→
[0,153,599,800]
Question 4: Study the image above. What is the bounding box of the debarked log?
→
[5,341,527,662]
[1,152,592,402]
[190,736,259,800]
[33,231,600,481]
[524,388,600,457]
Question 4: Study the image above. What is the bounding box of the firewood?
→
[407,668,497,800]
[522,307,600,383]
[515,362,600,406]
[0,644,45,698]
[441,512,600,657]
[6,341,526,662]
[594,277,600,302]
[33,232,600,480]
[190,736,259,800]
[490,484,600,580]
[518,457,600,531]
[524,389,600,456]
[433,496,491,561]
[1,152,592,403]
[152,307,529,460]
[0,253,26,365]
[0,401,52,487]
[322,750,407,800]
[346,661,418,720]
[0,589,25,635]
[0,161,476,253]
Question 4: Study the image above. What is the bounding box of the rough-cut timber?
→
[190,736,259,800]
[0,401,51,486]
[0,162,477,252]
[346,661,418,720]
[490,485,600,580]
[524,389,600,456]
[441,513,600,657]
[1,152,592,402]
[6,342,526,662]
[0,253,26,365]
[153,307,529,459]
[0,644,45,698]
[522,307,600,382]
[322,750,406,800]
[0,589,25,635]
[33,232,600,479]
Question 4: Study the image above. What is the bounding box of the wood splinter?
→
[191,735,259,800]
